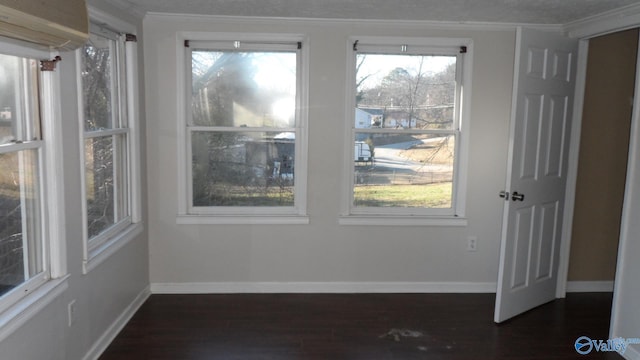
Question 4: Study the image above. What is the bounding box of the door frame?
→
[556,14,640,357]
[610,42,640,357]
[556,19,640,298]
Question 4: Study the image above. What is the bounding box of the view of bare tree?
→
[82,37,118,238]
[0,55,30,294]
[352,53,458,208]
[357,54,456,131]
[190,50,297,207]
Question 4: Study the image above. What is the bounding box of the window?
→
[0,44,67,326]
[342,37,471,225]
[0,53,46,304]
[79,22,141,269]
[178,35,308,224]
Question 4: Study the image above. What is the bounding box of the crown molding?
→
[564,2,640,39]
[145,12,564,33]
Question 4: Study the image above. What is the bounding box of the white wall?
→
[144,15,515,290]
[0,1,149,359]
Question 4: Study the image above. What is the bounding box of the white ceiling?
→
[111,0,640,24]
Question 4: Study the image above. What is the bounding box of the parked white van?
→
[355,141,373,165]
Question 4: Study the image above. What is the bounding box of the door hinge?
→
[40,56,62,71]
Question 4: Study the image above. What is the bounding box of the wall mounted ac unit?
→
[0,0,88,51]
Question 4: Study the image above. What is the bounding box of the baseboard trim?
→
[623,344,640,360]
[150,282,497,294]
[83,285,151,360]
[566,281,614,293]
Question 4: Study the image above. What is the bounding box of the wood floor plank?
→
[100,293,622,359]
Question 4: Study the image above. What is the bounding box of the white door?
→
[494,27,578,323]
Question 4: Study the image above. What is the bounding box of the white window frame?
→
[176,32,309,225]
[340,36,473,226]
[78,9,142,273]
[0,40,68,342]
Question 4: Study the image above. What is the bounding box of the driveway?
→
[355,138,453,185]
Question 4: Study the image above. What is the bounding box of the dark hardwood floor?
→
[100,292,622,359]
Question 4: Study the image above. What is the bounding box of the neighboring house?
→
[355,107,383,128]
[357,106,420,129]
[0,107,10,121]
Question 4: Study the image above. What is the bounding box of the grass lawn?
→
[354,182,452,208]
[193,182,452,208]
[194,185,294,206]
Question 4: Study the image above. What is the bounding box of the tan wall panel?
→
[568,29,638,281]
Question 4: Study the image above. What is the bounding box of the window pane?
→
[191,51,297,128]
[85,136,115,237]
[0,149,42,296]
[192,131,295,206]
[0,54,40,145]
[82,33,115,131]
[353,133,454,208]
[356,54,456,130]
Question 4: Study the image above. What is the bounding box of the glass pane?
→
[192,131,295,206]
[191,51,297,128]
[353,133,454,208]
[0,149,42,296]
[0,54,40,145]
[355,54,456,130]
[85,136,115,237]
[82,33,115,131]
[113,134,129,222]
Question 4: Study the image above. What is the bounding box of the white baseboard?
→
[623,345,640,360]
[622,345,640,360]
[566,281,614,293]
[150,281,497,294]
[83,285,151,360]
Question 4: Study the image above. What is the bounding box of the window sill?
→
[339,215,467,226]
[83,222,144,274]
[176,214,310,225]
[0,275,69,342]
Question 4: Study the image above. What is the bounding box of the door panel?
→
[545,95,568,177]
[511,207,534,290]
[535,201,558,281]
[495,27,578,323]
[520,94,542,180]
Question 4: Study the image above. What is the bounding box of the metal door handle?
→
[499,191,509,201]
[511,192,525,201]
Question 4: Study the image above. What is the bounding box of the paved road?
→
[355,138,453,185]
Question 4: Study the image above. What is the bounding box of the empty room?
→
[1,0,640,359]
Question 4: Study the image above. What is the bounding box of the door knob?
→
[499,191,509,201]
[511,191,525,201]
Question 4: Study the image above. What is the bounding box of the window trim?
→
[0,41,68,339]
[340,36,473,226]
[176,32,309,225]
[79,9,143,273]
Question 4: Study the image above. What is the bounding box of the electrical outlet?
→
[467,236,478,252]
[68,300,77,326]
